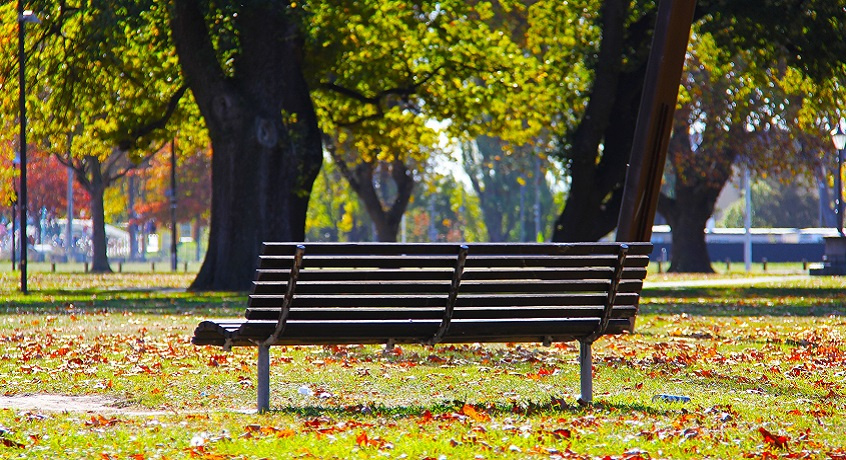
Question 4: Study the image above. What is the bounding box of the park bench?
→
[192,241,652,412]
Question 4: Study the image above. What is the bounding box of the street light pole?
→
[11,155,19,270]
[832,124,846,236]
[170,138,178,272]
[18,4,40,294]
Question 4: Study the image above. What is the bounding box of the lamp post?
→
[11,155,19,270]
[831,123,846,236]
[170,139,178,272]
[18,4,41,294]
[833,124,846,236]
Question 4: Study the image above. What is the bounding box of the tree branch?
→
[117,85,188,152]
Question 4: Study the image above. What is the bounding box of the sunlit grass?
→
[0,272,844,458]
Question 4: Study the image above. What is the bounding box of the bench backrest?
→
[245,242,651,344]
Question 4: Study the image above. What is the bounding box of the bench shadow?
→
[263,399,673,418]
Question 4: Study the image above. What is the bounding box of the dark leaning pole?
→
[616,0,697,243]
[574,0,696,402]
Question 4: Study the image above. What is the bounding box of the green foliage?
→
[308,0,547,146]
[305,155,372,242]
[524,0,601,154]
[700,0,846,82]
[404,169,485,242]
[464,137,559,242]
[718,178,820,228]
[0,0,203,167]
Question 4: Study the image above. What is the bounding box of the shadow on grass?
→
[265,398,673,419]
[642,286,846,317]
[0,291,248,316]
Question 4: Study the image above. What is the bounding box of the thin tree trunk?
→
[86,157,112,273]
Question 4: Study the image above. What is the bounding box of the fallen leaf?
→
[551,428,571,439]
[460,404,490,422]
[1,438,26,448]
[758,427,789,449]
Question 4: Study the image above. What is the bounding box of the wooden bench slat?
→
[463,255,649,268]
[253,279,623,295]
[256,269,455,282]
[260,255,460,269]
[244,305,636,321]
[260,242,653,256]
[200,317,633,346]
[249,292,642,308]
[259,254,650,270]
[232,318,565,341]
[252,281,453,295]
[249,294,448,308]
[254,267,648,283]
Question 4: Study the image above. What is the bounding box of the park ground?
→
[0,263,844,459]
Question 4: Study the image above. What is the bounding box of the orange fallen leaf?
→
[551,428,571,439]
[460,404,490,422]
[758,427,789,449]
[355,431,385,448]
[1,438,26,448]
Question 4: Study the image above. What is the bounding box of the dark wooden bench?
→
[192,242,652,412]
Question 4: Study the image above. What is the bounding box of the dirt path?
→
[0,395,171,416]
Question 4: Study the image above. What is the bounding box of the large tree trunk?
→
[551,0,652,242]
[658,192,717,273]
[657,116,735,273]
[85,156,112,273]
[171,1,322,291]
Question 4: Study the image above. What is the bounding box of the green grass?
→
[0,271,845,458]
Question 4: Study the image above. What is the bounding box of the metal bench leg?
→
[579,340,593,404]
[257,344,270,413]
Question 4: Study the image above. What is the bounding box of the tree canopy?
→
[0,1,197,271]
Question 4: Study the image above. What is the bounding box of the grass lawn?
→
[0,269,844,459]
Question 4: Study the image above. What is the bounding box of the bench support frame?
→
[579,340,593,404]
[257,344,270,413]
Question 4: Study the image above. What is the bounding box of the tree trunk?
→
[326,134,414,242]
[341,159,414,242]
[86,156,112,273]
[171,1,322,291]
[659,194,715,273]
[552,0,654,242]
